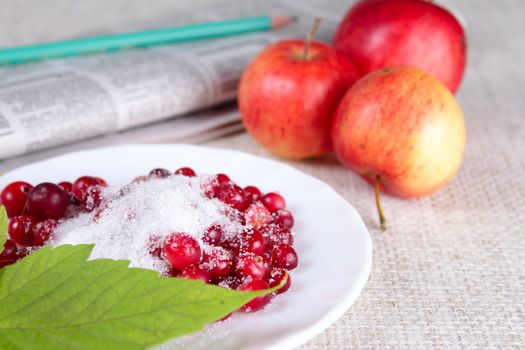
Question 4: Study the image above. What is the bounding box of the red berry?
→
[201,178,217,199]
[0,181,33,217]
[216,173,231,185]
[58,181,73,193]
[64,204,83,219]
[239,228,266,256]
[95,177,107,186]
[32,219,58,246]
[238,278,272,312]
[203,174,231,199]
[163,233,202,270]
[201,246,233,280]
[72,176,103,200]
[271,244,298,270]
[204,174,230,198]
[72,176,107,211]
[132,175,149,184]
[8,215,36,246]
[266,268,291,294]
[215,183,247,211]
[244,185,262,204]
[0,258,17,269]
[149,168,171,178]
[218,276,241,290]
[273,209,294,228]
[237,212,247,226]
[26,183,68,220]
[175,167,196,177]
[261,223,294,248]
[236,253,266,280]
[167,268,181,277]
[180,265,211,283]
[0,239,17,260]
[220,236,240,257]
[58,181,75,203]
[261,251,273,278]
[245,203,272,228]
[203,224,223,245]
[261,192,286,212]
[223,208,246,226]
[147,235,163,258]
[16,247,31,260]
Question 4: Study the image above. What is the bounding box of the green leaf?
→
[0,206,7,248]
[0,244,276,350]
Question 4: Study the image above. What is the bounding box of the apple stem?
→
[374,174,387,231]
[302,17,323,60]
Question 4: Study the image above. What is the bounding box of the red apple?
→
[333,0,466,93]
[239,27,359,159]
[332,67,466,227]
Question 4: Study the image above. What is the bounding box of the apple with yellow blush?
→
[332,66,466,229]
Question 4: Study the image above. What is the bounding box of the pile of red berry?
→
[0,166,299,314]
[143,167,298,313]
[0,175,108,268]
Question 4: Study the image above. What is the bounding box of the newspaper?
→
[0,0,347,164]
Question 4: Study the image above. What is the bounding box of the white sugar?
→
[49,175,244,272]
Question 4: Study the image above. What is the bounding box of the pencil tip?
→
[271,15,297,28]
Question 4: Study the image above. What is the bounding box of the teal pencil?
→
[0,15,294,65]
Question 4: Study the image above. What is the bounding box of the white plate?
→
[0,144,372,350]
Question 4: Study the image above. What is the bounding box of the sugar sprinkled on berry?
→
[51,175,244,271]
